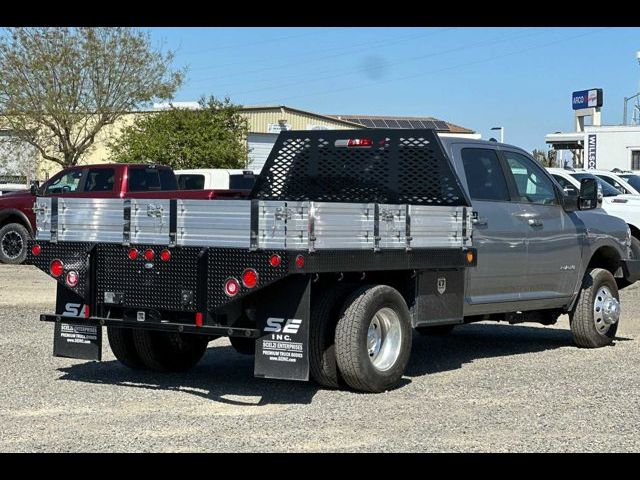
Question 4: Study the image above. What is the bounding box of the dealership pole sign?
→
[572,89,603,110]
[587,134,597,169]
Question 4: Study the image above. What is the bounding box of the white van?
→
[175,169,256,191]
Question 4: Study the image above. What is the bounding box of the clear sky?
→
[147,27,640,152]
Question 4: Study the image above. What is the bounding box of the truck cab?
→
[440,138,634,319]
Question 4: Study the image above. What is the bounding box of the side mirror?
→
[578,178,599,210]
[30,181,40,196]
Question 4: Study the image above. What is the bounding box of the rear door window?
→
[128,167,161,192]
[460,148,510,201]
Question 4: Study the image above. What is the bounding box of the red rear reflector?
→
[269,254,282,267]
[242,269,258,288]
[50,259,64,277]
[143,249,155,261]
[160,249,171,262]
[295,255,305,268]
[31,244,41,256]
[195,312,203,327]
[128,248,139,260]
[65,270,79,287]
[84,305,90,318]
[224,278,240,297]
[347,138,373,147]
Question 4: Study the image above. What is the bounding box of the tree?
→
[107,96,249,169]
[532,148,556,168]
[0,27,184,168]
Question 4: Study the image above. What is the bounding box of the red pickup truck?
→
[0,163,247,264]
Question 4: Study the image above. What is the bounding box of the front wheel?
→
[570,268,620,348]
[334,285,412,393]
[0,223,30,264]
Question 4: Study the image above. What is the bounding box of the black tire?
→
[107,326,146,369]
[334,285,413,393]
[570,268,620,348]
[415,324,455,336]
[630,236,640,259]
[132,330,209,372]
[0,222,30,265]
[229,336,256,355]
[309,284,354,389]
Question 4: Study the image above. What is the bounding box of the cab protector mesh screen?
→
[250,129,471,206]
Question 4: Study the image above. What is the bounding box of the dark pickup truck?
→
[0,163,246,264]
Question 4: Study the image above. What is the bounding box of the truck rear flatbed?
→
[26,129,476,392]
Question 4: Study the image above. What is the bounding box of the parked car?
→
[617,172,640,193]
[548,168,640,257]
[0,163,247,265]
[175,169,256,191]
[0,183,28,196]
[586,169,640,196]
[25,130,640,393]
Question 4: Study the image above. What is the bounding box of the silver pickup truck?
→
[25,130,640,393]
[443,138,639,346]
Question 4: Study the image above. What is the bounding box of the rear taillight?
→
[128,248,139,260]
[195,312,203,327]
[295,254,305,268]
[269,254,282,267]
[31,244,41,256]
[160,249,171,262]
[50,259,64,277]
[224,278,240,297]
[65,271,79,287]
[143,249,155,261]
[242,269,258,288]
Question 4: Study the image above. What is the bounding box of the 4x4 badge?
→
[437,277,446,295]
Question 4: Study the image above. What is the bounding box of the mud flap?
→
[254,275,310,381]
[53,284,102,361]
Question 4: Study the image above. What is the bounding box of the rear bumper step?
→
[39,314,261,338]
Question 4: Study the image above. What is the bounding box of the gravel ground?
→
[1,264,639,452]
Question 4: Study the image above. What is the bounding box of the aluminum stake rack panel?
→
[33,197,471,251]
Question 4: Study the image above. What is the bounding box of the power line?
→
[179,27,349,56]
[187,27,458,82]
[252,28,610,105]
[221,28,546,97]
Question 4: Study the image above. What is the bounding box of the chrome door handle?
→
[528,218,543,227]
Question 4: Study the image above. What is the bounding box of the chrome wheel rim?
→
[1,230,23,260]
[593,285,620,336]
[367,307,402,372]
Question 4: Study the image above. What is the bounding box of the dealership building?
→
[546,88,640,171]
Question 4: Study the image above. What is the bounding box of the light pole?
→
[490,126,504,143]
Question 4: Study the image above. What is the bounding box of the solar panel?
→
[385,119,401,128]
[434,120,450,131]
[408,120,423,128]
[358,118,376,128]
[397,119,412,128]
[372,119,387,128]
